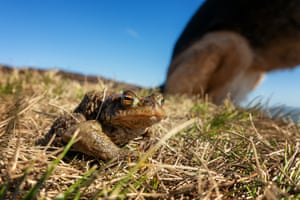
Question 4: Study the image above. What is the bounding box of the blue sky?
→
[1,0,299,107]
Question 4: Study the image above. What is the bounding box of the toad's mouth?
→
[107,110,165,128]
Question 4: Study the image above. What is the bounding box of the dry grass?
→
[0,66,299,199]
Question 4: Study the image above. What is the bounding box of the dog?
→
[163,0,300,104]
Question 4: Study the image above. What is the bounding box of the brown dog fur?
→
[164,0,300,104]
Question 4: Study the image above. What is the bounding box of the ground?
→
[0,66,299,199]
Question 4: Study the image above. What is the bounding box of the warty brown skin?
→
[46,90,165,161]
[164,0,300,104]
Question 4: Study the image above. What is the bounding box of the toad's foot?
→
[62,120,135,161]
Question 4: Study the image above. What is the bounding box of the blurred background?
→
[1,0,299,108]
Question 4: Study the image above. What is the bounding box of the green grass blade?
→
[56,165,97,200]
[22,131,78,200]
[0,183,8,200]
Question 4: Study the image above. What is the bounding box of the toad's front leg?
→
[62,120,125,161]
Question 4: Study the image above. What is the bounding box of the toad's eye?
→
[155,94,165,106]
[121,90,139,107]
[158,97,165,106]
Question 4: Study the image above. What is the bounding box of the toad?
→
[46,90,165,160]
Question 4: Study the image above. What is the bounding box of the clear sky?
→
[1,0,299,107]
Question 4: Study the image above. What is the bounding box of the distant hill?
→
[0,64,142,90]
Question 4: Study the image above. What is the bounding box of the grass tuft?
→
[23,129,78,200]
